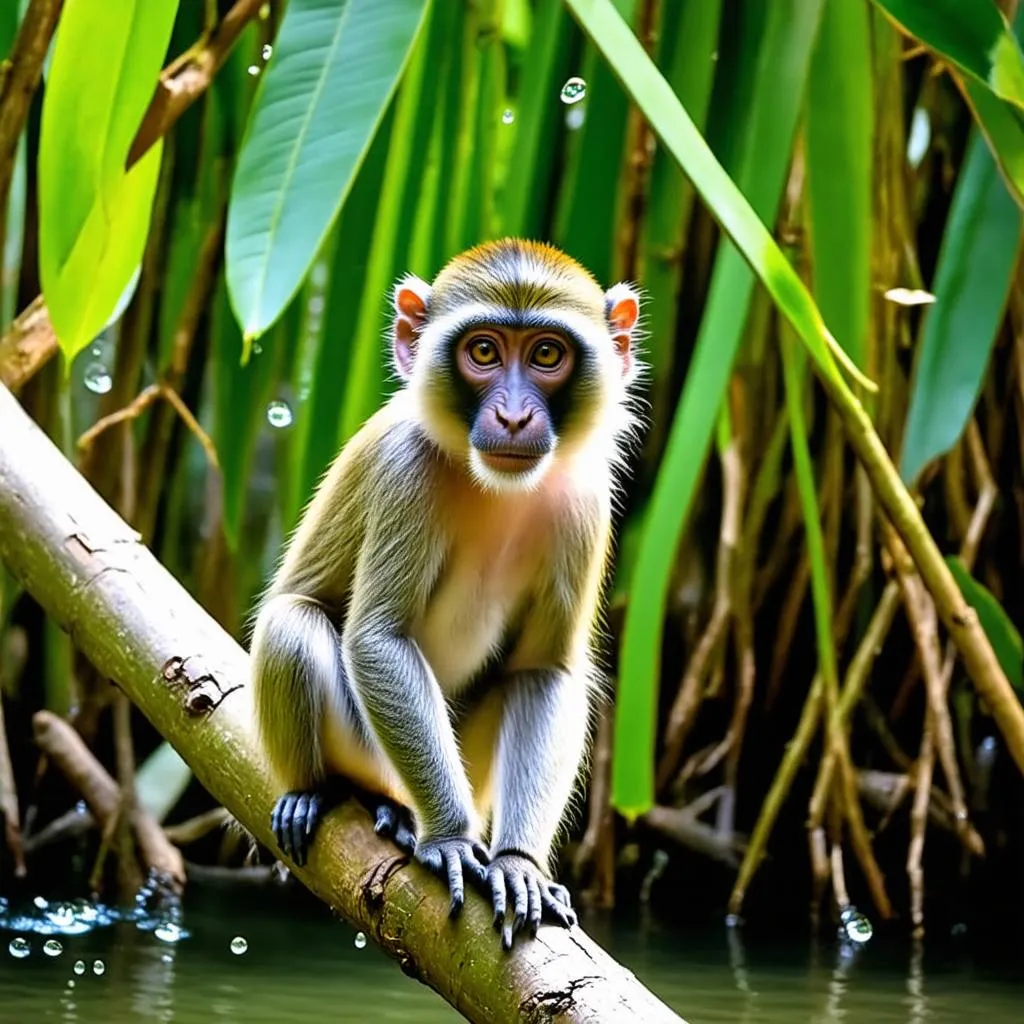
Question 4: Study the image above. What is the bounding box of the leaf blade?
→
[225,0,428,343]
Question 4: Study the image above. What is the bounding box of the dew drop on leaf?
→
[84,362,113,394]
[560,76,586,104]
[267,400,294,429]
[354,932,367,950]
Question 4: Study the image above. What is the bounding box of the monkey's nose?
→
[494,406,534,435]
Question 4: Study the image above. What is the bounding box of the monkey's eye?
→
[530,340,565,370]
[467,337,499,367]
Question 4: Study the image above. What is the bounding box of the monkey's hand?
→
[484,850,577,951]
[413,836,490,919]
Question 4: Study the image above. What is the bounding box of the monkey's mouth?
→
[477,449,546,474]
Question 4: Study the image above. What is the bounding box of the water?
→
[2,885,1022,1023]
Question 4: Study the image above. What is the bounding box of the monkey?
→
[248,237,643,950]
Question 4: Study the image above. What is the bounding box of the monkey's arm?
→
[342,431,486,910]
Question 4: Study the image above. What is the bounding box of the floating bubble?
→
[154,922,184,944]
[501,109,515,125]
[74,960,86,976]
[230,936,248,955]
[9,937,30,959]
[43,939,63,957]
[93,959,106,976]
[262,44,273,60]
[84,362,113,395]
[354,932,367,950]
[839,906,873,944]
[266,400,294,429]
[560,76,587,105]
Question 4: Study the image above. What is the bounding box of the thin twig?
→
[77,383,220,471]
[0,0,63,253]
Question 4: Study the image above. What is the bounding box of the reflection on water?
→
[2,884,1023,1023]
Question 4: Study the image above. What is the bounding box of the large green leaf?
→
[900,129,1022,485]
[805,0,873,371]
[871,0,1024,110]
[569,0,829,818]
[945,556,1024,693]
[225,0,429,346]
[38,0,177,364]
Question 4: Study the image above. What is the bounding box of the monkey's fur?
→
[249,238,643,949]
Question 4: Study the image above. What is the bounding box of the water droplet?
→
[9,937,30,959]
[354,931,367,949]
[266,400,293,429]
[907,107,931,169]
[154,922,184,944]
[33,896,49,910]
[84,362,113,394]
[92,959,106,976]
[564,105,586,131]
[252,341,263,356]
[308,295,325,316]
[560,76,587,105]
[43,939,63,957]
[501,108,515,125]
[67,979,75,989]
[262,44,273,60]
[230,936,248,955]
[883,287,935,306]
[48,902,75,927]
[247,64,261,77]
[724,913,742,928]
[161,953,173,964]
[839,906,873,944]
[73,960,86,975]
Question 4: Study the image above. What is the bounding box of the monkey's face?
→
[455,325,572,489]
[389,239,644,491]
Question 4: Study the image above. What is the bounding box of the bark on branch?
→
[0,382,684,1024]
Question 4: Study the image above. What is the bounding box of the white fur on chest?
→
[411,508,548,693]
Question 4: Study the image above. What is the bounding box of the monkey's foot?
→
[270,779,348,867]
[413,836,490,919]
[484,850,578,951]
[371,797,417,856]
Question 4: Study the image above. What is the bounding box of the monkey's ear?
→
[392,274,431,380]
[604,283,641,377]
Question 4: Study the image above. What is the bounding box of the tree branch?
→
[0,381,684,1024]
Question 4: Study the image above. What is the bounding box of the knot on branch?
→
[161,654,240,716]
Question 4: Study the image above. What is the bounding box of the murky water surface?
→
[1,884,1022,1022]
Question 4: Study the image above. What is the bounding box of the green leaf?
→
[960,3,1024,210]
[805,0,873,371]
[900,129,1022,485]
[871,0,1024,110]
[945,556,1024,693]
[38,0,177,364]
[225,0,429,345]
[570,0,829,819]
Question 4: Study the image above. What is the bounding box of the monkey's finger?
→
[526,874,542,937]
[488,867,507,930]
[374,802,396,838]
[443,847,465,918]
[291,794,310,866]
[306,793,321,836]
[274,794,296,859]
[461,847,488,886]
[541,887,577,929]
[502,918,515,953]
[549,883,573,908]
[507,870,528,938]
[394,820,417,856]
[471,840,492,867]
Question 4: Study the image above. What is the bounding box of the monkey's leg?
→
[253,594,414,865]
[486,669,588,950]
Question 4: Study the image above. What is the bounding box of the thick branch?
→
[0,383,683,1024]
